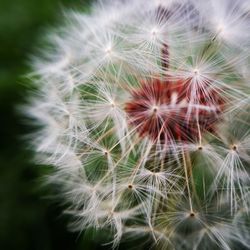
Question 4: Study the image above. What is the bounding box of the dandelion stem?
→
[151,157,165,225]
[182,148,193,213]
[196,117,202,147]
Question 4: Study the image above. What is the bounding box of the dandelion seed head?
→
[26,0,250,248]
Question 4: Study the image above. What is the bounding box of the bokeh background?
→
[0,0,120,249]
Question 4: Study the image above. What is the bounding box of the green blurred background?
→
[0,0,118,249]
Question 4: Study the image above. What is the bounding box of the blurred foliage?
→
[0,0,117,249]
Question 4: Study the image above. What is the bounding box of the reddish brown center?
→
[125,78,223,144]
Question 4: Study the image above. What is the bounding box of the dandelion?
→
[26,0,250,249]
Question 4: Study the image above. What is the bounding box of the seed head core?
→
[125,79,223,143]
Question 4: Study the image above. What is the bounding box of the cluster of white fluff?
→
[27,0,250,249]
